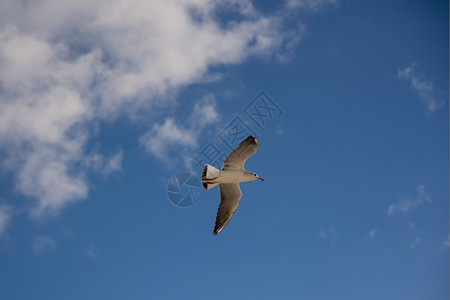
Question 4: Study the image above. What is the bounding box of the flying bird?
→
[202,135,264,235]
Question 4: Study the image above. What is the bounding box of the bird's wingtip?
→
[240,135,258,146]
[213,227,223,235]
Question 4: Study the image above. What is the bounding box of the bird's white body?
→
[215,170,257,183]
[202,165,262,189]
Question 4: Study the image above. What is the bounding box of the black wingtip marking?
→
[240,135,257,146]
[202,165,211,190]
[202,164,208,180]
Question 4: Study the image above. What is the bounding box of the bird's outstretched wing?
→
[222,136,259,171]
[213,183,242,235]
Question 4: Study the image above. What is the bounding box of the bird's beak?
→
[257,177,264,181]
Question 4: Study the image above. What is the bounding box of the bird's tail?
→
[201,164,220,190]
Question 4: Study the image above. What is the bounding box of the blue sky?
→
[0,0,448,299]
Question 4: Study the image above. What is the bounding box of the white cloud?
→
[368,229,377,239]
[387,185,431,216]
[0,26,105,218]
[410,237,421,249]
[18,148,89,218]
[105,150,123,174]
[416,184,431,203]
[32,236,56,255]
[86,149,124,177]
[0,205,13,236]
[140,95,220,165]
[140,118,198,162]
[189,95,220,128]
[398,63,445,113]
[61,228,73,237]
[286,0,339,11]
[407,222,415,229]
[0,0,329,219]
[86,244,99,259]
[319,226,338,246]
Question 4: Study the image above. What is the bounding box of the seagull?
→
[201,135,264,235]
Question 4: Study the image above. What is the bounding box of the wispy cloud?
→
[61,228,73,237]
[397,63,444,114]
[0,205,13,237]
[407,221,416,229]
[32,236,56,255]
[319,226,338,246]
[140,118,198,160]
[410,237,421,249]
[86,149,124,178]
[387,185,431,216]
[86,244,99,259]
[286,0,339,12]
[368,229,377,240]
[140,95,219,166]
[362,228,377,243]
[188,95,220,128]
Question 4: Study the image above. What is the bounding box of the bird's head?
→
[249,172,264,181]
